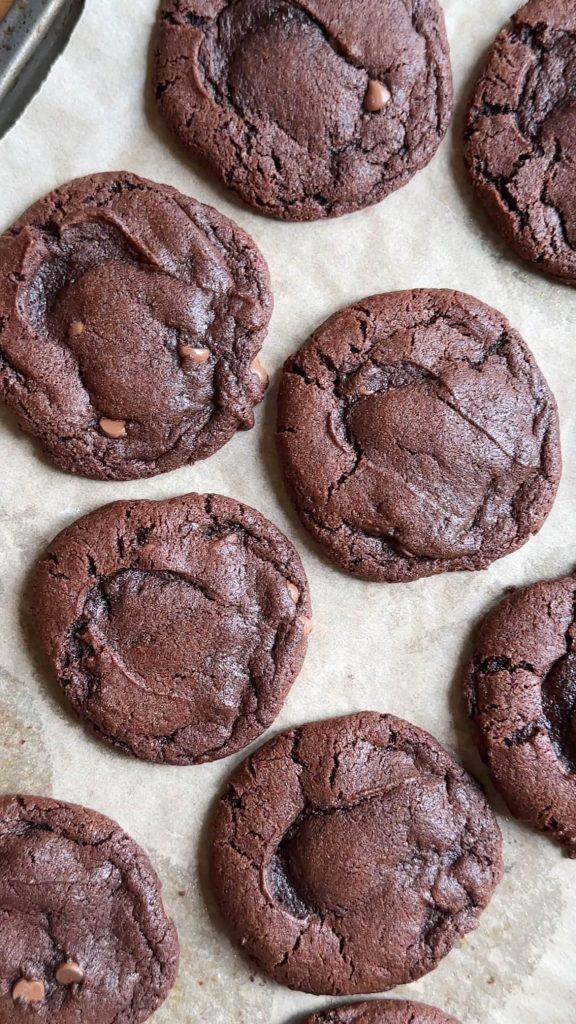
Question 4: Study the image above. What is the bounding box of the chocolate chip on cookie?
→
[154,0,453,221]
[0,172,272,479]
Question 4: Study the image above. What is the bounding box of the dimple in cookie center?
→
[343,384,508,559]
[70,569,260,738]
[50,262,213,426]
[273,800,406,915]
[207,0,364,151]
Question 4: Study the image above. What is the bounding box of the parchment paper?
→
[1,2,575,1022]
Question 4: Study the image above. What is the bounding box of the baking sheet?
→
[1,1,575,1021]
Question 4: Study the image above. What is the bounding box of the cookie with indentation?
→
[468,572,576,856]
[0,794,178,1023]
[0,172,272,479]
[464,0,576,282]
[277,289,561,582]
[154,0,453,221]
[32,493,312,765]
[305,1002,461,1024]
[211,712,503,995]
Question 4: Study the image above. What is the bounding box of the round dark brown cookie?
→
[464,0,576,282]
[154,0,453,221]
[0,171,272,479]
[0,794,178,1023]
[32,493,312,765]
[304,1001,460,1024]
[277,289,561,583]
[211,712,503,995]
[468,572,576,856]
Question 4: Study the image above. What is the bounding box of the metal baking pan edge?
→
[0,0,85,140]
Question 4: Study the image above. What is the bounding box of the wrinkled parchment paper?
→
[1,2,576,1021]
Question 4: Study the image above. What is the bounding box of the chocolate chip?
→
[250,356,268,387]
[55,960,84,985]
[364,80,391,112]
[300,615,314,637]
[68,320,85,337]
[12,978,45,1003]
[178,344,210,364]
[99,417,127,439]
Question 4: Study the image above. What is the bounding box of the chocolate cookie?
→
[32,493,312,765]
[154,0,453,221]
[464,0,576,282]
[305,1002,460,1024]
[0,794,178,1022]
[211,712,503,995]
[277,289,561,582]
[0,171,272,479]
[468,572,576,856]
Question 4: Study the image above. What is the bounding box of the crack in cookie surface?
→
[468,574,576,855]
[0,172,272,479]
[32,493,311,765]
[212,712,503,995]
[277,289,560,582]
[464,0,576,281]
[154,0,453,220]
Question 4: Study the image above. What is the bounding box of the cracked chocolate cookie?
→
[305,1002,460,1024]
[0,171,272,479]
[277,289,561,582]
[32,493,312,765]
[211,712,503,995]
[154,0,453,221]
[464,0,576,282]
[0,794,178,1023]
[468,572,576,856]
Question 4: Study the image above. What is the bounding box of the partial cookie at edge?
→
[464,0,576,282]
[468,572,576,856]
[304,1000,461,1024]
[0,794,178,1024]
